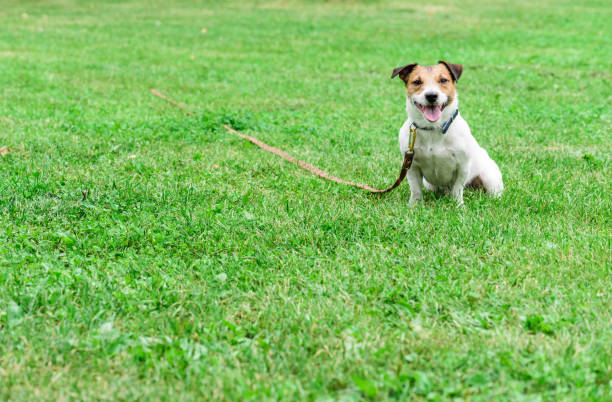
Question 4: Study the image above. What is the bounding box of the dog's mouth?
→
[414,101,448,122]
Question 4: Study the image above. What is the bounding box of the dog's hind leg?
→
[478,160,504,197]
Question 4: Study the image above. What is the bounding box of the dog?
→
[392,61,504,205]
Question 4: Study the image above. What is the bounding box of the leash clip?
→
[408,124,417,152]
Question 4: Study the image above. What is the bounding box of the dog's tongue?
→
[423,105,442,122]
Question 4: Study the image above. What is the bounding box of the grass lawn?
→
[1,0,611,399]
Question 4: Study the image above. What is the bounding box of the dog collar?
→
[413,108,459,134]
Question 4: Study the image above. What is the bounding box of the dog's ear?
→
[391,63,418,83]
[438,60,463,82]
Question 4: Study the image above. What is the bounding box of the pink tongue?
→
[423,106,442,122]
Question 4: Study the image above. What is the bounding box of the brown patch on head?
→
[391,63,418,83]
[401,64,457,101]
[438,60,463,82]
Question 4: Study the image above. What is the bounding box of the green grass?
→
[1,0,611,399]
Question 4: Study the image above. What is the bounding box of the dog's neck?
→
[406,93,459,132]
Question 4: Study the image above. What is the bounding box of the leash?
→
[222,124,414,193]
[150,89,460,194]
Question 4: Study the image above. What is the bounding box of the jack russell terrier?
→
[392,61,504,205]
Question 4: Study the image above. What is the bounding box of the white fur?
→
[398,91,503,205]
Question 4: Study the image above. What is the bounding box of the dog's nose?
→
[425,92,438,104]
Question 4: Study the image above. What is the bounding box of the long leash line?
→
[151,89,413,194]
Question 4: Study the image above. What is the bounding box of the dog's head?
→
[392,61,462,126]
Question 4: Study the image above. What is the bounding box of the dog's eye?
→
[412,80,422,85]
[440,78,449,83]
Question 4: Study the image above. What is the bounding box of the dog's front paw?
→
[409,197,423,206]
[452,195,464,206]
[451,185,464,207]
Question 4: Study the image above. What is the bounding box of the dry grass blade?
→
[150,89,195,116]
